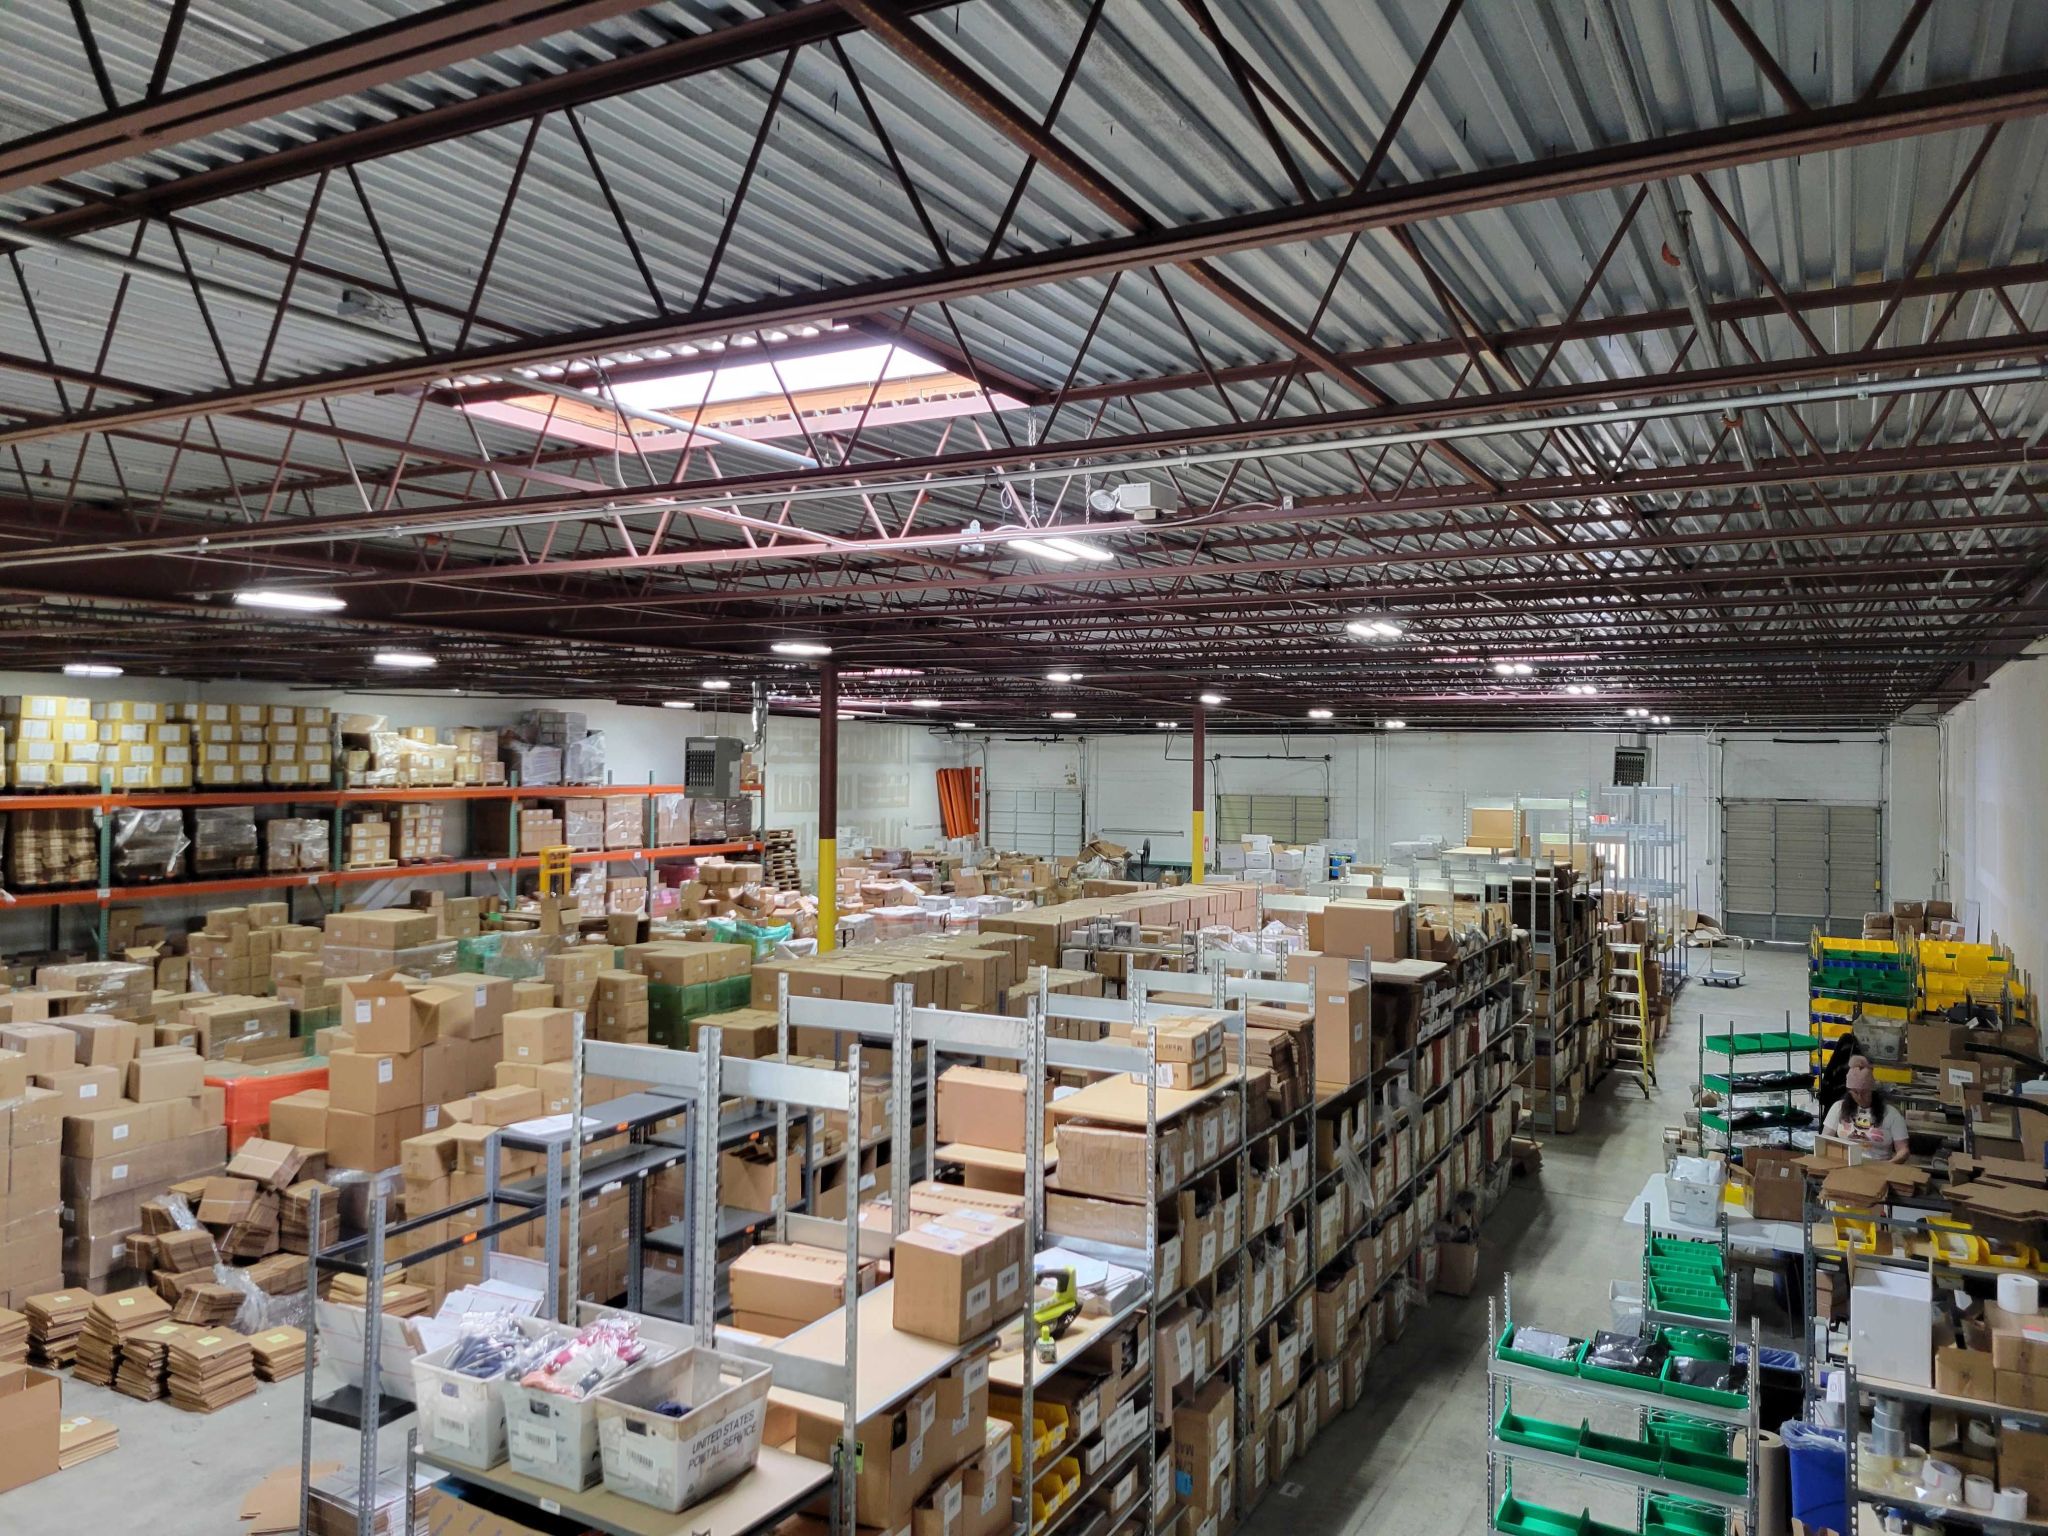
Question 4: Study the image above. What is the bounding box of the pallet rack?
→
[0,779,758,955]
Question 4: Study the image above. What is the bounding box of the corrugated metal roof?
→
[1,0,2046,723]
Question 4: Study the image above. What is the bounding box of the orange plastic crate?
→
[205,1061,328,1139]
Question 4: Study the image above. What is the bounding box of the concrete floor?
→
[0,947,1811,1536]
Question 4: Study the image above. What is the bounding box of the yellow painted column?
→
[1190,699,1206,883]
[817,660,838,952]
[817,835,838,953]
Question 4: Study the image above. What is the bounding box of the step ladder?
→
[1606,941,1657,1098]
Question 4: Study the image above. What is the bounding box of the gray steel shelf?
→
[1487,1355,1749,1425]
[498,1141,688,1207]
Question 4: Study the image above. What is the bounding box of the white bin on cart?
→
[411,1337,520,1472]
[596,1347,773,1512]
[502,1319,671,1491]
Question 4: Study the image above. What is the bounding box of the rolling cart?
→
[1701,933,1748,988]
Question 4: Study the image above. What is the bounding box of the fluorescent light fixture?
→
[1050,710,1077,720]
[771,640,832,656]
[1492,661,1514,676]
[910,699,942,709]
[234,588,346,613]
[662,700,695,710]
[373,650,436,670]
[1307,708,1334,720]
[1155,721,1176,729]
[700,678,732,691]
[1564,683,1599,696]
[1035,536,1116,562]
[1384,719,1407,730]
[63,662,122,678]
[953,721,977,729]
[1513,662,1533,676]
[1657,714,1672,725]
[1345,618,1405,639]
[1028,540,1079,563]
[1046,670,1082,683]
[1198,693,1225,706]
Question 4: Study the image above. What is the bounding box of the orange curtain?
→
[937,767,980,837]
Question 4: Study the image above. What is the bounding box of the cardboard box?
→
[1312,899,1411,963]
[328,1049,423,1115]
[720,1144,800,1213]
[126,1050,205,1103]
[34,1064,121,1114]
[326,1106,425,1171]
[267,1089,328,1147]
[935,1066,1051,1155]
[728,1243,867,1332]
[340,975,420,1054]
[60,1100,168,1158]
[1732,1147,1806,1222]
[892,1209,1027,1344]
[1282,952,1373,1089]
[792,1385,940,1528]
[502,1009,573,1066]
[0,1365,60,1494]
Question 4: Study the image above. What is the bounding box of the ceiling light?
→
[1657,714,1672,725]
[234,588,346,613]
[1384,719,1407,730]
[953,720,977,729]
[1581,684,1599,695]
[1492,661,1514,676]
[1051,711,1077,721]
[1198,693,1225,706]
[910,699,941,709]
[1155,721,1176,729]
[700,679,732,691]
[662,700,694,710]
[1046,671,1081,683]
[63,662,122,678]
[1307,708,1334,720]
[1027,540,1079,563]
[771,640,832,656]
[1035,536,1116,562]
[1345,617,1405,640]
[373,650,436,670]
[1512,662,1534,676]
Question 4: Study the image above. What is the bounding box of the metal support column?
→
[1191,700,1206,883]
[818,661,839,952]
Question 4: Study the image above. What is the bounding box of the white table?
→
[1619,1171,1806,1256]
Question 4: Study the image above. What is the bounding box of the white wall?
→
[980,725,1939,922]
[0,670,961,952]
[1939,643,2048,946]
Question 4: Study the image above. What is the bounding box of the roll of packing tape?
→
[1923,1458,1963,1499]
[1967,1475,1996,1511]
[2000,1272,2042,1314]
[1998,1488,2031,1519]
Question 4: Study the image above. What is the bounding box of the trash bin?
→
[1782,1420,1847,1536]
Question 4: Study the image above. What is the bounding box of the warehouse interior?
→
[1,2,2046,1534]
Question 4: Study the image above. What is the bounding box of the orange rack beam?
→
[0,841,761,910]
[0,784,699,813]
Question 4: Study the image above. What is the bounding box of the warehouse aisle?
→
[1240,947,1811,1536]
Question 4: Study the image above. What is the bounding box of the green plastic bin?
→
[1644,1497,1727,1536]
[1646,1412,1731,1456]
[1492,1494,1588,1536]
[1574,1340,1664,1396]
[1660,1328,1731,1362]
[1662,1445,1748,1496]
[1578,1428,1664,1477]
[1494,1408,1585,1456]
[1660,1358,1745,1412]
[1496,1325,1581,1377]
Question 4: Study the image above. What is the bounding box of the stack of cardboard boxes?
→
[0,1053,60,1307]
[33,1018,227,1289]
[320,976,487,1169]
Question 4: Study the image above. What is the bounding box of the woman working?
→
[1819,1056,1911,1162]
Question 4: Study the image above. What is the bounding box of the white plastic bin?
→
[596,1348,773,1512]
[412,1337,515,1472]
[502,1319,670,1491]
[1664,1156,1723,1227]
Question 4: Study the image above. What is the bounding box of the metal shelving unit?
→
[1486,1276,1761,1535]
[1594,784,1694,994]
[1697,1012,1820,1150]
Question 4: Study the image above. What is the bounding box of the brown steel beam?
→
[10,68,2047,441]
